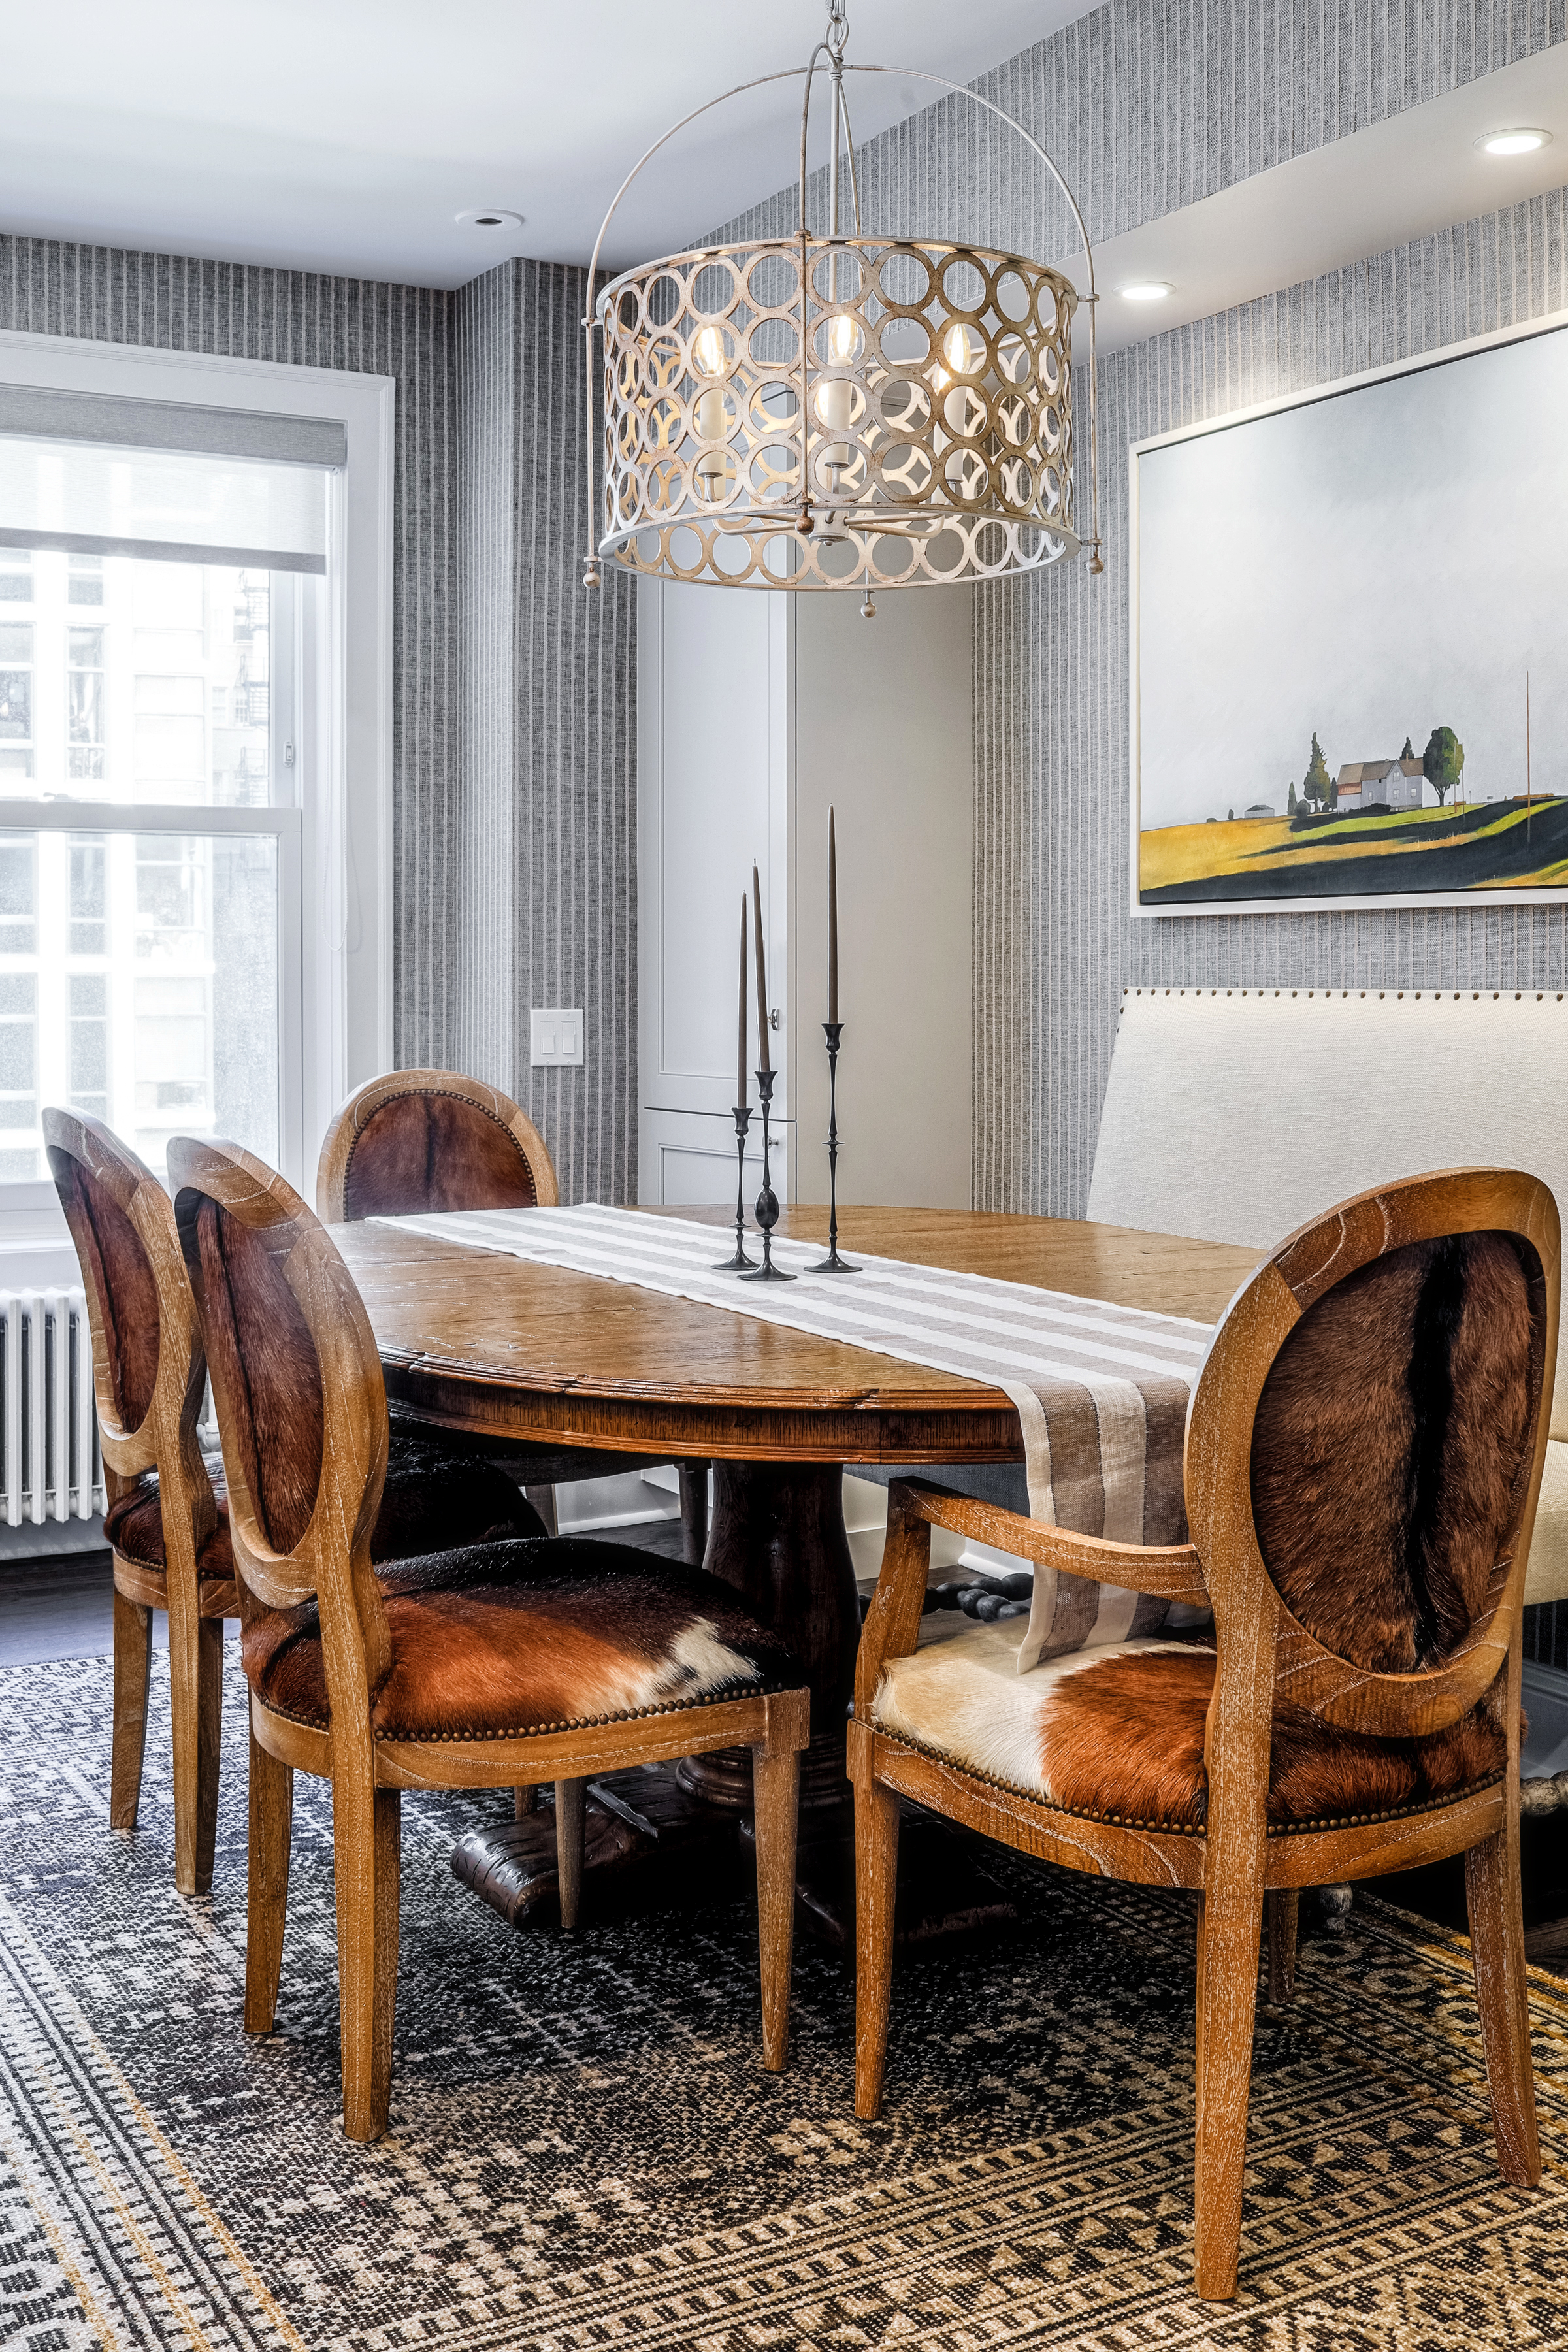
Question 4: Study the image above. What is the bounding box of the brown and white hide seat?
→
[245,1539,800,1740]
[874,1229,1534,1833]
[104,1425,542,1589]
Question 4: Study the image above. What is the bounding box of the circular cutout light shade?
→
[595,235,1080,591]
[1476,129,1551,155]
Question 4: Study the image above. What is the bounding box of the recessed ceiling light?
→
[1120,280,1174,302]
[1476,129,1551,157]
[456,207,525,232]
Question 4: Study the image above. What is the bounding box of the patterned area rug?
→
[4,1652,1568,2351]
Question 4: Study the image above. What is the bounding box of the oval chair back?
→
[315,1068,558,1223]
[44,1109,225,1889]
[169,1135,393,1717]
[1187,1167,1558,1784]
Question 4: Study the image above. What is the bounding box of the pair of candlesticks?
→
[715,1024,857,1281]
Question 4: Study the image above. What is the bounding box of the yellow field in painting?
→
[1139,803,1561,893]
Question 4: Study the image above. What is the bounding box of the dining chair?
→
[45,1109,542,1897]
[316,1066,710,1558]
[848,1168,1558,2300]
[169,1133,809,2141]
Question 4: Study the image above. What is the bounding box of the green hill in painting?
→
[1139,797,1568,904]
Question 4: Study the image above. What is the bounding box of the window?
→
[0,338,395,1200]
[0,551,297,1181]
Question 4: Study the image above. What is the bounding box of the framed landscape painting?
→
[1130,314,1568,915]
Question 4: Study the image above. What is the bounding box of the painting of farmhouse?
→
[1132,319,1568,912]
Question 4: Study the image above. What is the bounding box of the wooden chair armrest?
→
[888,1476,1210,1606]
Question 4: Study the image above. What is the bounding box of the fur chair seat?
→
[105,1427,540,1587]
[872,1623,1508,1831]
[245,1537,802,1741]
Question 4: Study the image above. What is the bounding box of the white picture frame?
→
[1129,310,1568,918]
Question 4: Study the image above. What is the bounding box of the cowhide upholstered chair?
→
[169,1134,809,2142]
[46,1109,542,1897]
[849,1168,1559,2301]
[317,1067,709,1558]
[45,1109,235,1896]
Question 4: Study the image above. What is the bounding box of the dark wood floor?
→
[5,1525,1565,1966]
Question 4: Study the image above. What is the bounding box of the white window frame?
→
[0,329,395,1203]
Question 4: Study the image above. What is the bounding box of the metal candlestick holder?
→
[712,1102,756,1269]
[738,1067,795,1282]
[810,1021,859,1273]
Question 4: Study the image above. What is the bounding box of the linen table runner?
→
[374,1205,1218,1667]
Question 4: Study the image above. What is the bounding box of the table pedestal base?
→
[452,1765,1017,1948]
[451,1457,1013,1948]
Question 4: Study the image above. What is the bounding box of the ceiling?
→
[1077,46,1568,359]
[0,0,1088,288]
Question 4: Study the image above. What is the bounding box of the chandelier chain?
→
[826,1,849,61]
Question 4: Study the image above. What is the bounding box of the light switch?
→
[530,1008,585,1067]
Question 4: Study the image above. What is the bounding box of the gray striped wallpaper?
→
[708,1,1568,1217]
[0,237,463,1075]
[0,237,637,1200]
[455,261,638,1203]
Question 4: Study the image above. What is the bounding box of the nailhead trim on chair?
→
[862,1717,1507,1839]
[261,1673,789,1740]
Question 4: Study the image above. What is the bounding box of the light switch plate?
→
[530,1007,585,1067]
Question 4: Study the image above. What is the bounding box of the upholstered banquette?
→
[852,1169,1559,2300]
[169,1134,808,2141]
[44,1110,542,1896]
[1088,988,1568,1605]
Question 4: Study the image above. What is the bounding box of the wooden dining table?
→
[335,1203,1264,1936]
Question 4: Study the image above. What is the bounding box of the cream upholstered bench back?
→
[1086,987,1568,1603]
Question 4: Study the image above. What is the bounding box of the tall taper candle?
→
[736,893,747,1105]
[752,861,770,1071]
[828,806,838,1024]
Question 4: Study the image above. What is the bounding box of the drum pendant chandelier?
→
[581,0,1103,609]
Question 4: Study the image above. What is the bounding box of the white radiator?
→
[0,1286,105,1526]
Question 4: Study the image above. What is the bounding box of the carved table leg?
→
[678,1460,860,1812]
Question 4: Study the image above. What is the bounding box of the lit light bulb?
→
[690,325,729,495]
[814,312,860,493]
[940,325,983,434]
[828,312,857,364]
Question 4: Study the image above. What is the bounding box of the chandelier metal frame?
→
[581,3,1103,600]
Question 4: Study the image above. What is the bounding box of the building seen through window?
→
[0,549,280,1181]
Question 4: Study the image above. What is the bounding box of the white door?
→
[638,578,792,1205]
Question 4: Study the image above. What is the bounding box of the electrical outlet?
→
[530,1008,584,1067]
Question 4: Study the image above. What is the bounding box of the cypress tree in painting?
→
[1301,732,1331,809]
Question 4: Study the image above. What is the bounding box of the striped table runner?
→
[374,1205,1220,1667]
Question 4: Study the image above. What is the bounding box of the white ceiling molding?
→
[1073,47,1568,359]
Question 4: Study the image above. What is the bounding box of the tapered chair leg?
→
[854,1774,901,2120]
[555,1778,587,1931]
[525,1484,559,1537]
[333,1775,401,2142]
[169,1590,225,1895]
[1266,1890,1299,2006]
[514,1783,539,1819]
[109,1586,153,1831]
[1194,1883,1264,2300]
[678,1462,710,1565]
[751,1743,800,2072]
[1465,1824,1541,2185]
[245,1729,294,2033]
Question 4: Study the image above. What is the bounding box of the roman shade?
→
[0,387,344,573]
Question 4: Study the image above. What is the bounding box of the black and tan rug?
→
[3,1650,1568,2351]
